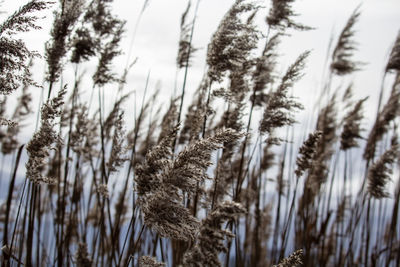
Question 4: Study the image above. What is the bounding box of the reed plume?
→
[251,33,280,105]
[295,131,322,177]
[183,201,246,267]
[367,143,399,199]
[139,256,165,267]
[136,126,199,241]
[70,27,97,63]
[0,0,52,35]
[273,249,303,267]
[260,51,309,137]
[206,0,259,82]
[1,60,33,154]
[267,0,311,31]
[340,97,368,151]
[0,0,52,95]
[106,111,127,174]
[136,128,242,241]
[176,0,198,69]
[178,89,207,144]
[45,0,85,85]
[92,20,125,86]
[26,86,66,184]
[330,6,361,75]
[364,75,400,161]
[386,31,400,72]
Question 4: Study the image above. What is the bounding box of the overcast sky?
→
[1,0,400,134]
[113,0,399,125]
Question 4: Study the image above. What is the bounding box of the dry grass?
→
[0,0,399,266]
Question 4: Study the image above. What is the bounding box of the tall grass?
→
[0,0,399,266]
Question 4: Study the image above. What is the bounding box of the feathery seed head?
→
[176,1,198,69]
[364,80,400,161]
[386,31,400,72]
[45,0,85,83]
[273,249,303,267]
[367,144,399,199]
[259,51,309,136]
[71,27,97,63]
[139,256,165,267]
[26,87,66,183]
[340,97,368,150]
[183,201,245,267]
[0,11,46,95]
[252,33,280,99]
[106,111,127,173]
[267,0,311,31]
[330,6,362,75]
[0,0,54,35]
[206,0,259,82]
[295,131,322,177]
[92,20,125,86]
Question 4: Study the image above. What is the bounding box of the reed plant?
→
[0,0,399,266]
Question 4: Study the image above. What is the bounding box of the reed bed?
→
[0,0,399,266]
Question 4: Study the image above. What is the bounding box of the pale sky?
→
[1,0,400,137]
[112,0,399,126]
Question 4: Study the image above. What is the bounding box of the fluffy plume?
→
[295,131,322,177]
[267,0,311,31]
[215,86,246,134]
[71,0,124,63]
[158,97,179,143]
[251,33,280,105]
[364,77,400,161]
[92,20,125,86]
[301,96,337,200]
[71,105,99,162]
[330,7,362,75]
[273,249,303,267]
[340,97,368,150]
[259,51,309,136]
[106,111,127,173]
[135,125,178,197]
[1,60,33,154]
[136,128,242,241]
[83,0,122,37]
[179,90,206,144]
[176,0,198,69]
[386,30,400,72]
[0,117,16,127]
[26,87,67,183]
[206,0,259,82]
[103,93,130,140]
[139,256,165,267]
[342,83,354,105]
[164,128,243,195]
[367,143,398,199]
[70,27,96,63]
[225,56,254,100]
[141,189,200,241]
[70,104,89,152]
[45,0,85,84]
[0,0,52,95]
[183,201,246,267]
[0,0,53,35]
